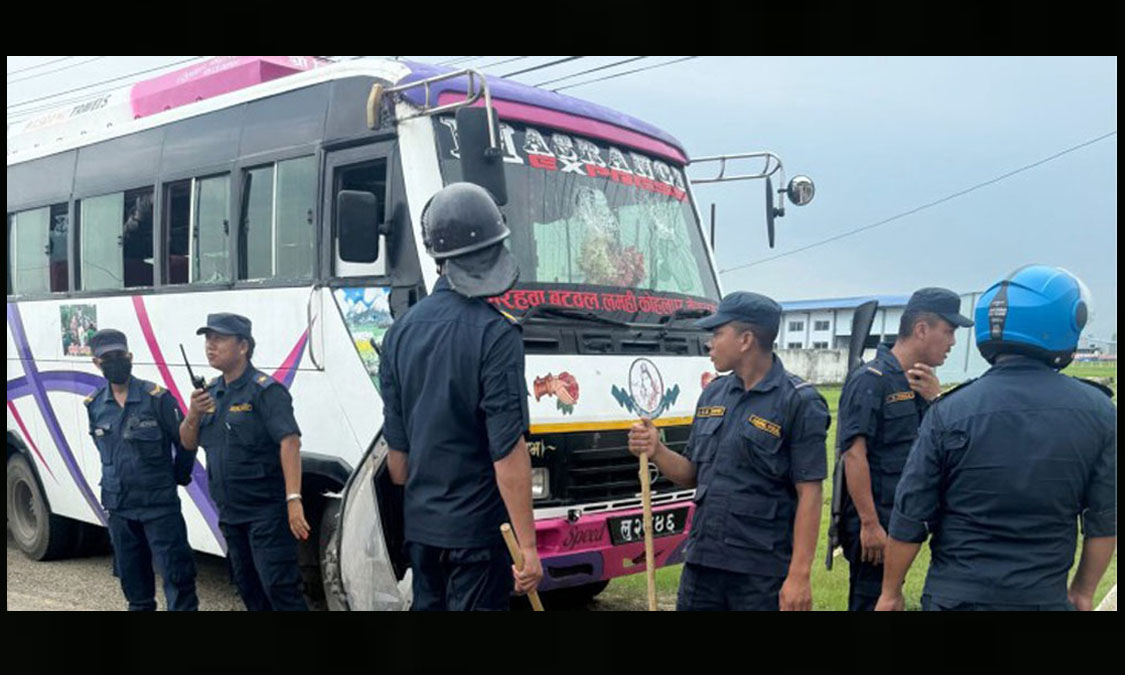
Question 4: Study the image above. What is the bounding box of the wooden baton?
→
[639,452,657,611]
[500,523,544,612]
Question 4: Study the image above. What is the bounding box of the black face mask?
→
[100,358,132,385]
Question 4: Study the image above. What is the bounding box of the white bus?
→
[7,56,812,609]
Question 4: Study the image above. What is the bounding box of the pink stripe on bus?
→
[131,296,189,412]
[7,400,58,483]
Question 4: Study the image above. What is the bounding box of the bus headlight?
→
[531,468,550,499]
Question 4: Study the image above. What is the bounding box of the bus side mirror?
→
[338,190,381,263]
[455,106,508,206]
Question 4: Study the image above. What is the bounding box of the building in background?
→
[776,292,989,384]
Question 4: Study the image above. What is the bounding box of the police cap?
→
[195,313,253,338]
[90,329,129,358]
[694,291,782,332]
[907,287,974,328]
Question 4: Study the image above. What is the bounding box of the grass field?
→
[597,360,1117,610]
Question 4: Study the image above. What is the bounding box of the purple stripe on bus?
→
[6,368,226,553]
[8,371,104,401]
[6,303,108,526]
[397,61,686,154]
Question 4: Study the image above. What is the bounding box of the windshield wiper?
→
[658,308,714,324]
[657,307,713,337]
[518,304,632,328]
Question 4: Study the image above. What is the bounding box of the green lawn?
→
[601,370,1117,610]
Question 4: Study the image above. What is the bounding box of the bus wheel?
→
[6,453,75,561]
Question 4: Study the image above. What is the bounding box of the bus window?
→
[79,188,154,290]
[276,157,316,278]
[240,156,315,281]
[165,181,191,284]
[165,175,231,285]
[242,166,274,280]
[8,203,69,295]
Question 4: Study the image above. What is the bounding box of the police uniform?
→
[889,356,1116,610]
[835,287,973,611]
[678,293,831,611]
[195,313,307,611]
[85,329,198,611]
[379,276,529,610]
[379,183,529,611]
[836,345,927,610]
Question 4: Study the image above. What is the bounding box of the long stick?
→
[500,523,544,612]
[639,453,657,611]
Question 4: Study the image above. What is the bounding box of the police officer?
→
[179,313,309,611]
[836,288,972,611]
[628,292,831,611]
[85,329,198,611]
[379,182,542,611]
[877,266,1116,611]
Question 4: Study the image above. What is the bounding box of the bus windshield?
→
[435,118,719,321]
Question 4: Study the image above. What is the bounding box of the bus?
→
[7,56,813,609]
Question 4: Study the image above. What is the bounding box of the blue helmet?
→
[974,265,1091,369]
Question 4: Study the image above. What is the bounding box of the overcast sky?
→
[8,56,1117,339]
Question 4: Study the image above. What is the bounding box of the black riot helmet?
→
[421,183,519,298]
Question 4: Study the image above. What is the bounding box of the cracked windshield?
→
[435,118,720,318]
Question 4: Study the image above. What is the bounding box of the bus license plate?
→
[608,508,688,546]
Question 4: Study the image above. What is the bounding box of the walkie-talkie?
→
[180,344,215,413]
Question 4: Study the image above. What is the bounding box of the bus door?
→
[321,141,414,609]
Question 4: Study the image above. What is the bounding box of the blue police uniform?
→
[86,374,198,611]
[889,356,1117,610]
[196,314,307,611]
[836,344,929,611]
[678,355,830,611]
[379,275,529,611]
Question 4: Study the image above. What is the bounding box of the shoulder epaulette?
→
[148,384,165,397]
[253,372,278,389]
[865,366,883,376]
[933,378,976,404]
[484,301,521,326]
[1073,377,1115,399]
[83,393,96,406]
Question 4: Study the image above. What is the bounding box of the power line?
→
[7,56,79,76]
[718,130,1119,275]
[502,56,583,78]
[7,56,106,84]
[475,56,530,70]
[552,56,697,92]
[7,56,207,111]
[533,56,648,87]
[436,56,482,66]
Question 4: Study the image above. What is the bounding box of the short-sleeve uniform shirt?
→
[85,377,189,520]
[683,354,830,577]
[836,343,930,530]
[379,276,530,549]
[197,365,301,524]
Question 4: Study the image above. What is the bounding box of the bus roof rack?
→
[368,68,499,152]
[688,151,784,184]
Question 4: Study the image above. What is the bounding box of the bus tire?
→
[7,453,76,561]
